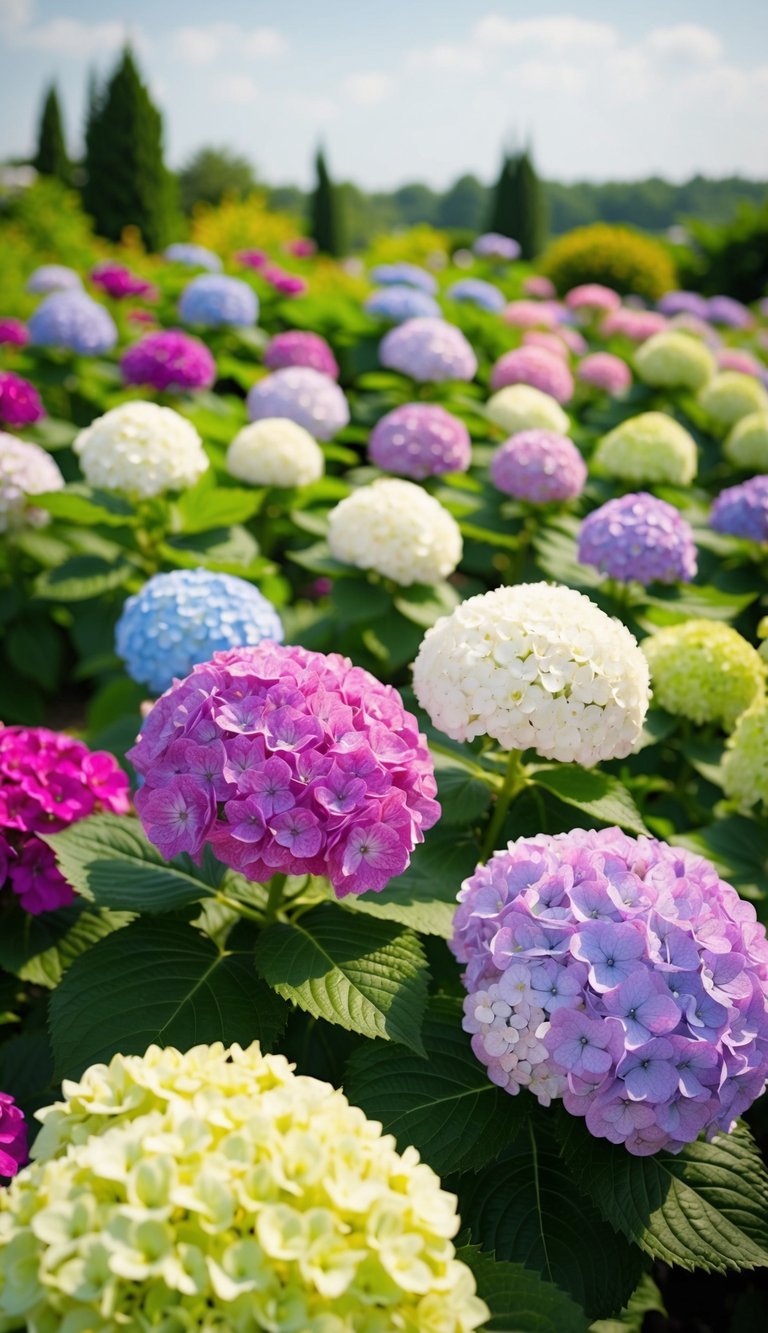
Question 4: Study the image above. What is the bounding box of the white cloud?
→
[343,72,393,105]
[0,0,31,31]
[645,24,723,65]
[13,17,139,55]
[473,13,617,53]
[171,24,286,64]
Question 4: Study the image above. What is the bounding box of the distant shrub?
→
[189,191,296,256]
[541,223,677,301]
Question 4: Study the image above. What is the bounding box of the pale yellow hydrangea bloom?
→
[486,384,569,436]
[643,619,765,729]
[722,695,768,811]
[593,411,697,486]
[724,411,768,471]
[227,418,324,488]
[699,372,768,432]
[635,330,715,391]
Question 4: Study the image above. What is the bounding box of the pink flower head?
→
[522,331,571,361]
[0,372,45,428]
[490,346,574,403]
[285,238,317,258]
[0,319,29,348]
[236,249,269,271]
[121,330,216,393]
[490,429,586,504]
[503,300,560,330]
[0,1091,26,1177]
[577,352,632,395]
[522,275,556,299]
[600,309,667,342]
[565,284,621,314]
[91,262,157,301]
[264,330,339,380]
[129,644,440,898]
[717,349,763,378]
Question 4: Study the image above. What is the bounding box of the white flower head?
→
[327,478,462,586]
[73,401,209,498]
[227,417,324,488]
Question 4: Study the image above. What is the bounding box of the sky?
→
[1,0,768,190]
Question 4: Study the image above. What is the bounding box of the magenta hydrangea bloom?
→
[236,250,269,271]
[490,346,574,403]
[0,726,131,915]
[129,644,440,899]
[264,330,339,380]
[577,352,632,395]
[0,1092,26,1177]
[91,262,156,301]
[369,403,471,479]
[121,330,216,393]
[565,284,622,314]
[710,476,768,542]
[490,429,586,504]
[0,319,29,348]
[453,828,768,1155]
[379,318,477,383]
[600,309,667,342]
[579,493,698,585]
[285,238,316,258]
[0,372,45,428]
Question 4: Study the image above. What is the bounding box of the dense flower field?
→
[1,231,768,1330]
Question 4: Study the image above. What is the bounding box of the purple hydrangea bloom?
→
[264,331,339,380]
[121,330,216,393]
[365,286,441,323]
[28,291,118,355]
[490,346,574,402]
[490,429,586,504]
[129,643,440,898]
[446,279,505,312]
[178,275,258,328]
[369,403,471,479]
[380,318,477,383]
[577,352,632,395]
[707,296,754,329]
[26,265,81,295]
[453,828,768,1154]
[657,291,710,319]
[369,263,437,293]
[710,476,768,542]
[164,243,222,272]
[0,319,29,348]
[578,493,698,585]
[0,1091,26,1177]
[0,372,45,428]
[247,367,349,440]
[473,233,521,261]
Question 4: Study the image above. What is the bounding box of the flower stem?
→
[481,750,526,861]
[263,873,288,924]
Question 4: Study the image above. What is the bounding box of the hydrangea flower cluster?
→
[707,296,753,329]
[593,412,697,486]
[578,493,698,586]
[657,291,709,320]
[667,313,720,348]
[129,643,440,897]
[522,275,556,298]
[490,346,574,403]
[247,367,350,440]
[474,232,521,260]
[0,318,28,347]
[365,285,441,323]
[0,1093,26,1178]
[379,317,477,383]
[452,828,768,1154]
[369,262,437,292]
[368,403,471,478]
[0,1043,487,1332]
[227,418,324,488]
[121,329,216,393]
[73,402,209,498]
[724,411,768,470]
[600,309,667,342]
[710,476,768,542]
[503,300,559,330]
[28,290,118,354]
[635,331,715,391]
[413,583,650,766]
[26,264,81,294]
[522,330,570,360]
[328,479,462,586]
[90,261,156,301]
[263,330,339,380]
[0,371,45,428]
[0,725,130,914]
[446,278,505,312]
[565,284,621,314]
[718,349,763,378]
[577,352,632,395]
[486,384,569,436]
[0,434,64,533]
[699,372,768,431]
[490,429,586,504]
[723,696,768,812]
[179,274,258,327]
[164,242,222,271]
[643,620,765,729]
[116,569,284,695]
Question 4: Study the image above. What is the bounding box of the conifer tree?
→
[487,152,514,236]
[32,84,69,183]
[507,149,548,259]
[309,148,344,257]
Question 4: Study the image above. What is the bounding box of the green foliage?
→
[459,1246,590,1333]
[541,223,678,299]
[678,199,768,301]
[32,84,69,184]
[178,145,258,213]
[309,147,345,256]
[500,149,548,259]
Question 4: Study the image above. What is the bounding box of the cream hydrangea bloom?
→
[227,417,324,488]
[0,1043,488,1333]
[722,695,768,811]
[643,619,765,729]
[699,372,768,431]
[486,384,569,436]
[327,478,462,586]
[593,411,697,486]
[634,330,715,390]
[724,411,768,471]
[73,401,209,498]
[412,583,650,765]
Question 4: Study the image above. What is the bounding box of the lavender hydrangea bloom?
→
[707,296,754,329]
[491,346,574,403]
[368,403,471,478]
[710,476,768,542]
[453,828,768,1154]
[121,330,216,393]
[473,233,521,261]
[578,493,698,585]
[164,243,222,272]
[379,318,477,383]
[26,265,81,295]
[178,275,257,328]
[247,367,349,440]
[28,291,117,355]
[657,291,710,319]
[264,330,339,380]
[365,286,441,323]
[446,279,505,312]
[490,429,586,503]
[369,263,437,293]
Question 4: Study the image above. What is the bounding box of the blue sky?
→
[1,1,768,188]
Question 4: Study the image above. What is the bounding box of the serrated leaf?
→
[458,1245,589,1333]
[345,997,522,1174]
[590,1274,666,1333]
[176,484,265,533]
[530,765,649,836]
[254,903,428,1052]
[673,816,768,902]
[49,919,287,1078]
[0,902,132,988]
[433,751,493,825]
[344,824,480,937]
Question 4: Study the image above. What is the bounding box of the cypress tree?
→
[82,47,174,251]
[507,149,548,260]
[309,148,344,257]
[33,84,69,183]
[487,152,513,235]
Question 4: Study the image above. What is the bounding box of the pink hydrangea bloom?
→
[0,726,130,914]
[264,330,339,380]
[0,319,29,348]
[0,372,45,428]
[503,300,560,330]
[565,284,622,313]
[284,238,317,258]
[490,346,574,403]
[522,275,556,299]
[717,349,763,377]
[557,327,588,355]
[121,330,216,393]
[236,250,269,271]
[577,352,632,395]
[600,309,668,342]
[91,263,157,301]
[0,1092,26,1177]
[129,644,440,898]
[522,331,571,361]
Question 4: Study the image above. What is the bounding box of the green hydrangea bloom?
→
[593,411,697,485]
[486,384,569,435]
[699,372,768,431]
[0,1043,488,1333]
[643,619,765,729]
[634,330,715,390]
[723,695,768,811]
[724,410,768,471]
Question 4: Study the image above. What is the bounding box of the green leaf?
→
[639,582,757,626]
[0,1031,55,1118]
[458,1245,589,1333]
[345,997,522,1174]
[254,903,428,1052]
[0,902,132,989]
[49,919,287,1079]
[529,765,649,836]
[6,617,63,691]
[288,541,358,578]
[393,581,461,628]
[556,1116,768,1273]
[589,1275,666,1333]
[672,816,768,902]
[34,555,134,601]
[433,751,493,825]
[175,484,264,533]
[344,823,480,938]
[361,608,425,672]
[42,813,216,913]
[331,577,392,623]
[161,525,268,575]
[32,485,137,526]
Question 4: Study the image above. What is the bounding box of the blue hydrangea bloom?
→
[28,291,118,354]
[365,286,440,323]
[578,492,698,586]
[115,568,284,695]
[710,476,768,542]
[26,265,82,294]
[446,278,505,312]
[164,243,223,272]
[178,275,258,328]
[369,263,437,294]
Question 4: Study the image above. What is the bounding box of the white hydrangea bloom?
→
[73,402,209,498]
[328,478,462,586]
[227,417,324,488]
[412,583,650,765]
[486,384,569,436]
[0,433,64,533]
